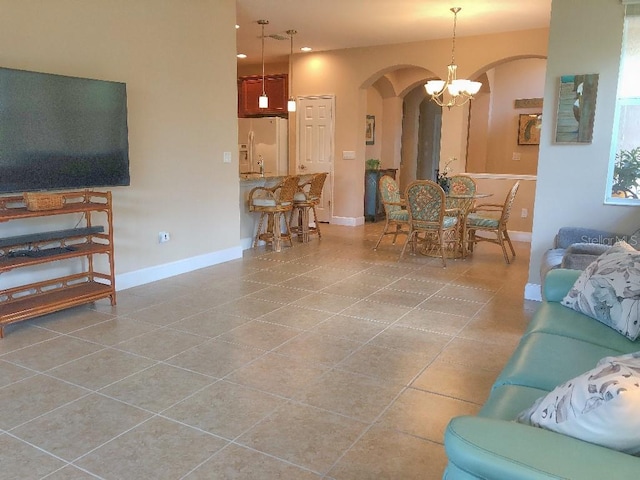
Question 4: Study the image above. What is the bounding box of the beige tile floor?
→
[0,222,538,479]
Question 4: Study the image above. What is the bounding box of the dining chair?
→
[400,180,460,267]
[373,174,410,250]
[249,175,299,252]
[289,172,328,242]
[466,180,521,264]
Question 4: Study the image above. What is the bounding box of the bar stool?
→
[249,175,299,252]
[289,172,328,242]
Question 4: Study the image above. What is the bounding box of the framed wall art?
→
[518,113,541,145]
[555,73,599,144]
[365,115,375,145]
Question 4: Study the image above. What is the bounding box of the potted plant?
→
[612,147,640,199]
[436,157,456,193]
[366,158,380,170]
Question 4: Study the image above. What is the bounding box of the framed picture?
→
[555,73,599,144]
[517,113,541,145]
[365,115,375,145]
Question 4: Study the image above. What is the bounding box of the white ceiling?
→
[236,0,552,65]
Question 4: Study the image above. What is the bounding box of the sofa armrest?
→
[542,268,581,302]
[445,416,640,480]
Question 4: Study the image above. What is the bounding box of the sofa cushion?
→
[479,384,550,420]
[516,352,640,455]
[494,332,623,392]
[524,302,640,353]
[561,241,640,341]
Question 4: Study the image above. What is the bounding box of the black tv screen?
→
[0,67,130,194]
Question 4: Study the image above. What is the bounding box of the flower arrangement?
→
[436,157,456,192]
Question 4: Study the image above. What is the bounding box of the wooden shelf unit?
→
[0,190,116,337]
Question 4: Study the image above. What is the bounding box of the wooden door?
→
[297,95,335,223]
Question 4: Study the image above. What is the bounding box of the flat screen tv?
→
[0,67,130,194]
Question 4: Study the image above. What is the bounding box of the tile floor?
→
[0,223,538,479]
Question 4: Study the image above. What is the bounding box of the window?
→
[606,6,640,203]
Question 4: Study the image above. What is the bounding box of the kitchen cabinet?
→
[238,74,288,117]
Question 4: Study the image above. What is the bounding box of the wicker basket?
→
[23,192,64,211]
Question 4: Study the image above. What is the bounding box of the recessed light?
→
[237,53,247,59]
[235,24,240,29]
[300,46,312,52]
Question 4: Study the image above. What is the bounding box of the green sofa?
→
[443,268,640,479]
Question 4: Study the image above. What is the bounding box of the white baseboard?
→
[525,282,542,301]
[332,216,365,226]
[509,230,532,243]
[116,246,243,291]
[240,237,253,250]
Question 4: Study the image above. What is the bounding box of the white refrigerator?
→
[238,117,288,176]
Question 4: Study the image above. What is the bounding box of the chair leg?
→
[271,212,282,252]
[253,212,266,248]
[374,218,391,250]
[467,229,476,252]
[283,210,294,248]
[310,205,322,238]
[438,230,447,268]
[504,230,516,259]
[300,207,310,243]
[399,230,414,260]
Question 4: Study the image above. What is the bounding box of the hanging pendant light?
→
[258,19,269,109]
[286,29,297,112]
[425,7,481,109]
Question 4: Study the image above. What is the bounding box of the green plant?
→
[365,158,380,170]
[612,147,640,199]
[436,157,456,192]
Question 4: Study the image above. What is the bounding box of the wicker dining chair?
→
[249,175,299,252]
[400,180,460,267]
[289,172,328,242]
[373,175,409,250]
[466,180,521,264]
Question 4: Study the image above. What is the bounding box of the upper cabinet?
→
[238,74,288,117]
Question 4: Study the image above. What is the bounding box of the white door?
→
[297,95,335,223]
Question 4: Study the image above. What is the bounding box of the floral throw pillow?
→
[516,352,640,455]
[561,241,640,340]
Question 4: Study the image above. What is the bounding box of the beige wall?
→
[292,29,549,223]
[472,58,546,174]
[0,0,239,288]
[470,175,536,235]
[528,0,640,294]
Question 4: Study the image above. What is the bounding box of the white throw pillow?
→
[516,352,640,455]
[561,241,640,340]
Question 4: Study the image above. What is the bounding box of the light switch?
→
[343,151,356,160]
[223,151,232,163]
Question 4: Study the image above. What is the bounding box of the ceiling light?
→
[258,19,269,109]
[237,53,247,59]
[300,46,312,52]
[425,7,481,109]
[287,29,297,112]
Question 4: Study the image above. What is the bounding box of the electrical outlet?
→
[521,208,528,218]
[158,231,170,243]
[512,152,521,161]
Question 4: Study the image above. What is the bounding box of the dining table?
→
[419,191,493,259]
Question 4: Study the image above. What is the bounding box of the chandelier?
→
[425,7,481,109]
